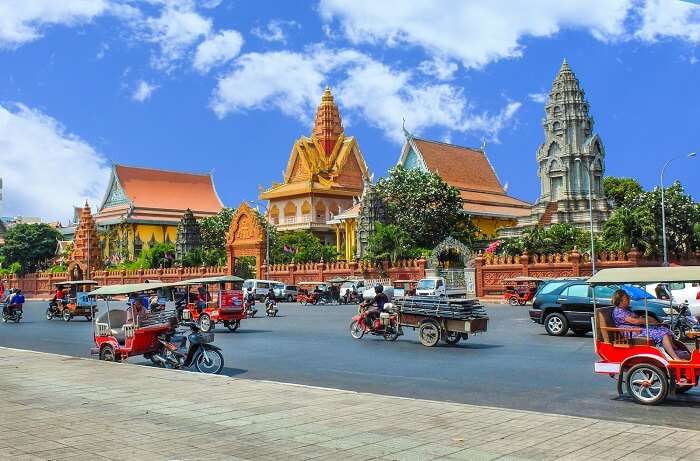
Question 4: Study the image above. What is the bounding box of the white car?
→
[646,282,700,316]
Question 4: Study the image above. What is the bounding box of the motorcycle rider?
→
[265,286,276,306]
[7,289,25,317]
[361,284,389,327]
[2,288,16,315]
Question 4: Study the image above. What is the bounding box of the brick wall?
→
[475,248,700,297]
[262,259,427,285]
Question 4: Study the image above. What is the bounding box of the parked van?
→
[243,279,284,300]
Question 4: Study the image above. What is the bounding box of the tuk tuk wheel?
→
[99,345,117,362]
[349,320,364,339]
[199,314,213,332]
[443,331,461,345]
[508,297,520,306]
[626,363,668,405]
[224,320,240,332]
[46,308,53,320]
[418,321,441,347]
[62,310,72,322]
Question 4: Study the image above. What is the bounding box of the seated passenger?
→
[126,297,147,325]
[611,289,685,360]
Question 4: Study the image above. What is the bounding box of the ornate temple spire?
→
[544,58,591,131]
[312,86,344,156]
[67,201,101,277]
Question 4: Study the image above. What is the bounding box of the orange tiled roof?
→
[98,164,223,218]
[413,139,504,194]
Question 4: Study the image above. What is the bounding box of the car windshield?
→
[274,283,284,289]
[538,281,568,295]
[417,279,436,290]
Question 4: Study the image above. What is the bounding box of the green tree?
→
[603,177,643,208]
[364,223,413,264]
[375,166,466,248]
[200,207,235,251]
[270,230,337,264]
[0,223,61,274]
[629,182,699,255]
[601,206,657,255]
[498,224,589,256]
[135,242,176,269]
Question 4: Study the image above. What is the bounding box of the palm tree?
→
[602,207,656,256]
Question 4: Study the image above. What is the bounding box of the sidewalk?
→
[1,348,700,461]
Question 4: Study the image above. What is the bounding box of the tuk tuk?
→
[502,277,543,305]
[590,267,700,405]
[171,275,245,332]
[90,282,177,363]
[47,280,99,321]
[297,281,333,305]
[392,279,417,298]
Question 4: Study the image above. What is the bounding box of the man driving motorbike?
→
[7,289,25,316]
[362,284,388,326]
[245,287,256,306]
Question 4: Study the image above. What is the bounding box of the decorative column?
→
[570,248,581,276]
[474,254,484,298]
[66,202,101,280]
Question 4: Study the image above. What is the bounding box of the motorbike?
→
[245,298,258,318]
[265,298,278,317]
[349,304,401,341]
[668,301,700,341]
[343,291,361,305]
[1,303,23,323]
[148,321,224,374]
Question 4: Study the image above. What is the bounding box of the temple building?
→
[507,59,613,234]
[260,87,370,248]
[397,133,531,238]
[95,164,223,261]
[66,202,101,279]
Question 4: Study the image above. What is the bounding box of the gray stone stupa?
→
[510,59,613,234]
[175,208,201,260]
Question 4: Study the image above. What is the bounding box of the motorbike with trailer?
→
[172,275,245,332]
[590,267,700,405]
[350,302,402,341]
[90,282,224,374]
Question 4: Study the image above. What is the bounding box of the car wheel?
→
[626,363,668,405]
[544,312,568,336]
[287,295,294,302]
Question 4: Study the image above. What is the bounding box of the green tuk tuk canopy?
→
[89,282,172,296]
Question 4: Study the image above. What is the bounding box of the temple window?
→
[283,201,297,224]
[269,205,280,225]
[301,200,311,222]
[315,200,326,222]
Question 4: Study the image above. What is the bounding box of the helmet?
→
[247,287,252,291]
[374,284,384,294]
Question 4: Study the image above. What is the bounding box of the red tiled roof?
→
[113,165,223,213]
[413,139,504,194]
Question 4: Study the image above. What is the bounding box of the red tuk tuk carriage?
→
[591,267,700,405]
[90,282,224,373]
[502,277,542,306]
[91,282,177,363]
[172,275,245,332]
[47,280,99,321]
[296,281,333,305]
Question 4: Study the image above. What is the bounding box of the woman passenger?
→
[611,289,684,360]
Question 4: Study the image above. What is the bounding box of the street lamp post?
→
[660,152,696,266]
[575,158,596,274]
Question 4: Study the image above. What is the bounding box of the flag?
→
[283,245,294,254]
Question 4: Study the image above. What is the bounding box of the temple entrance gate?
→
[226,202,267,279]
[428,237,475,297]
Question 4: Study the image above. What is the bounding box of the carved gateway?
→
[226,202,267,279]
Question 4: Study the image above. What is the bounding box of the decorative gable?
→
[102,174,130,209]
[403,146,425,171]
[335,149,365,188]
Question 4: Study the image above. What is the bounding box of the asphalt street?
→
[2,301,700,429]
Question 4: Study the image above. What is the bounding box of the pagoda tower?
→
[514,59,612,233]
[175,209,201,261]
[67,202,101,279]
[312,87,344,156]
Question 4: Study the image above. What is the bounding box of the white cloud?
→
[96,41,109,59]
[211,46,520,143]
[142,0,212,70]
[0,103,110,221]
[635,0,700,42]
[251,19,299,44]
[132,80,158,102]
[319,0,635,69]
[0,0,111,48]
[193,29,243,72]
[417,56,459,81]
[199,0,223,8]
[528,92,548,103]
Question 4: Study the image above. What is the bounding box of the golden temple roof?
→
[261,87,368,200]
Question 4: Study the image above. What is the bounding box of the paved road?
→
[2,301,700,429]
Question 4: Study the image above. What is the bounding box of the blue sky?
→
[0,0,699,221]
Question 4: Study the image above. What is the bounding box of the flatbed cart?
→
[393,296,489,347]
